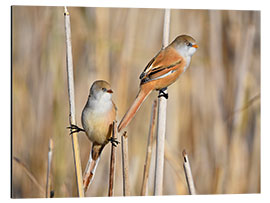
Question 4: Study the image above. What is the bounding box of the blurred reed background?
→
[12,6,260,198]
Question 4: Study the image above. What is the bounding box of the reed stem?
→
[108,121,117,196]
[154,8,171,196]
[182,150,196,195]
[121,131,130,196]
[64,6,84,197]
[141,99,157,195]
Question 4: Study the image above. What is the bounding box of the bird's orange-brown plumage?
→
[118,46,185,132]
[118,35,197,132]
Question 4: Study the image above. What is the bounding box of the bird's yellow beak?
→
[192,44,199,48]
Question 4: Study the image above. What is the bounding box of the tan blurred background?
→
[12,6,260,198]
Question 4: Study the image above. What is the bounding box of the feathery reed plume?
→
[64,6,84,197]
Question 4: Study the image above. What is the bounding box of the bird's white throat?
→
[87,93,113,114]
[175,45,196,72]
[176,45,197,58]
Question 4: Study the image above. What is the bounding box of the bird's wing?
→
[139,47,184,83]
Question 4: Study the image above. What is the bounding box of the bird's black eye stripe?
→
[188,42,192,47]
[102,88,107,92]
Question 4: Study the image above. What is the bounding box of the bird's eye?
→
[102,88,107,92]
[187,42,192,47]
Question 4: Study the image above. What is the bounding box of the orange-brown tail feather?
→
[83,144,104,192]
[118,87,152,132]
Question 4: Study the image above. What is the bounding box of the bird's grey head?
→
[171,34,198,57]
[89,80,113,101]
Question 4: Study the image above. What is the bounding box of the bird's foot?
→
[67,124,85,135]
[108,137,120,147]
[158,88,168,99]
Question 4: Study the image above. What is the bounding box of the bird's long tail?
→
[118,86,152,132]
[83,144,104,192]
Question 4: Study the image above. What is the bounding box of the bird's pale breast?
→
[82,103,115,145]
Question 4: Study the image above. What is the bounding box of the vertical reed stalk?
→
[154,8,171,196]
[141,99,157,196]
[121,131,130,196]
[108,121,117,196]
[182,150,196,195]
[64,6,84,197]
[46,138,53,198]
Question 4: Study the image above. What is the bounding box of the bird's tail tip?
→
[117,120,126,133]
